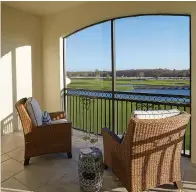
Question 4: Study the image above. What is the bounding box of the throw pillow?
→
[42,110,52,124]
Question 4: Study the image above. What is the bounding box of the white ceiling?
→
[2,1,85,16]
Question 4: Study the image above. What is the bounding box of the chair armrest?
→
[49,111,66,120]
[102,128,121,168]
[102,128,121,143]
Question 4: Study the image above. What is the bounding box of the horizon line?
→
[67,68,190,72]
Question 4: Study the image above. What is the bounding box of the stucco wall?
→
[191,13,196,164]
[42,1,196,163]
[1,4,42,133]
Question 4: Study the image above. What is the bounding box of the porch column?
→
[191,13,196,165]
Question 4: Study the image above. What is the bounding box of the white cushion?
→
[26,97,43,126]
[133,109,180,119]
[50,119,68,124]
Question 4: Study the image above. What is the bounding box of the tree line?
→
[67,68,190,78]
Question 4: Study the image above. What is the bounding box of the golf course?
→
[67,78,190,91]
[64,78,190,152]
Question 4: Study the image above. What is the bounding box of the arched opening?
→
[62,14,191,156]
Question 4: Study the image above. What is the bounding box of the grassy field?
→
[65,78,191,152]
[67,78,190,91]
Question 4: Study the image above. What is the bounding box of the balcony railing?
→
[61,88,191,157]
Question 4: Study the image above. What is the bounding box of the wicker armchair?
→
[102,112,190,192]
[15,98,72,165]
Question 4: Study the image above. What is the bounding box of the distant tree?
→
[67,68,190,78]
[139,72,144,77]
[155,69,160,79]
[81,72,87,77]
[173,69,176,77]
[106,73,110,79]
[183,71,187,77]
[95,69,100,77]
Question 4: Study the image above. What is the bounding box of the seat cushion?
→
[26,97,43,126]
[50,119,68,124]
[133,109,180,119]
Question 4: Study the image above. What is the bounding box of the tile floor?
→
[1,129,196,192]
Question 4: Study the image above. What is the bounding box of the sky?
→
[65,15,190,72]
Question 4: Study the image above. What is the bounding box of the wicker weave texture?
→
[102,112,190,192]
[15,98,72,161]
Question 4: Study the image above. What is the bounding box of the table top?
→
[80,147,102,158]
[51,119,72,124]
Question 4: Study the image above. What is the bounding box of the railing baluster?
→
[79,96,81,130]
[70,96,72,121]
[136,102,138,110]
[188,105,191,157]
[183,133,186,156]
[86,98,88,133]
[73,96,75,127]
[83,98,84,131]
[117,100,119,135]
[97,98,99,134]
[63,88,191,158]
[101,98,102,129]
[126,101,128,131]
[109,99,111,129]
[184,106,187,156]
[105,99,106,128]
[147,103,149,110]
[90,99,92,133]
[76,96,78,128]
[121,100,123,134]
[93,98,95,133]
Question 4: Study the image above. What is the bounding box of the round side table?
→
[78,147,104,192]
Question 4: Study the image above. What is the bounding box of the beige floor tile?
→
[51,171,78,185]
[1,159,24,182]
[181,157,193,172]
[19,145,25,151]
[52,158,78,171]
[183,168,196,182]
[35,183,73,192]
[148,189,175,192]
[20,154,59,166]
[40,153,69,161]
[101,187,127,192]
[7,148,25,162]
[48,159,78,183]
[183,181,196,191]
[14,169,51,190]
[21,155,58,167]
[64,183,81,192]
[1,177,29,191]
[102,174,124,191]
[1,154,11,162]
[14,159,74,190]
[1,132,24,153]
[59,173,78,183]
[1,130,196,192]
